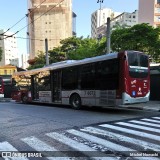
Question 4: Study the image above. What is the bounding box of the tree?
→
[0,47,3,62]
[28,36,107,69]
[111,23,160,62]
[27,51,45,70]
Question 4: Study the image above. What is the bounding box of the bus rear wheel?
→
[21,95,28,103]
[70,94,81,109]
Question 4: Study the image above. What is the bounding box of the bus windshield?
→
[127,51,149,78]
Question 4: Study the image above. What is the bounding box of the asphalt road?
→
[0,102,160,139]
[0,102,160,159]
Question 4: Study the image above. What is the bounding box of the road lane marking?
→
[116,122,160,133]
[67,129,135,152]
[152,117,160,120]
[0,141,29,160]
[46,132,116,160]
[129,120,160,128]
[100,124,160,141]
[141,118,160,124]
[80,126,160,151]
[21,136,71,160]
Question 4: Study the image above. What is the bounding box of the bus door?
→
[52,70,62,103]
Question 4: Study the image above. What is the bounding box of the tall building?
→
[91,8,121,38]
[96,10,138,38]
[111,10,138,29]
[21,53,29,69]
[138,0,160,27]
[0,30,19,67]
[27,0,73,59]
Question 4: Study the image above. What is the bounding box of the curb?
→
[0,98,11,102]
[143,106,160,112]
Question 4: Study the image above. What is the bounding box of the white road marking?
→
[21,136,71,160]
[46,132,117,160]
[80,126,160,151]
[0,141,29,160]
[116,122,160,133]
[152,117,160,120]
[67,129,158,160]
[100,124,160,141]
[67,129,135,152]
[141,118,160,124]
[129,120,160,128]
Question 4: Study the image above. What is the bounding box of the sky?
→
[0,0,138,56]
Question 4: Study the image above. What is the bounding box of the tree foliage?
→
[27,51,45,70]
[28,23,160,69]
[111,23,160,62]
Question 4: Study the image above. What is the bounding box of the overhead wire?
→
[18,0,65,34]
[3,0,65,40]
[0,0,46,37]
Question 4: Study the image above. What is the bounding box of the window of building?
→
[4,70,7,75]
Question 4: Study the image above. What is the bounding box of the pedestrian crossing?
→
[0,116,160,160]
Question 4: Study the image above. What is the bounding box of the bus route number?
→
[84,90,95,96]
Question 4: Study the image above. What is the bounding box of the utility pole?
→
[45,38,49,66]
[106,17,111,54]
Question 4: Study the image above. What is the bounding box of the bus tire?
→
[70,94,81,109]
[21,95,28,103]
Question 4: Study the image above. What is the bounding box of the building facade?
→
[21,53,29,69]
[96,10,138,38]
[0,30,19,67]
[111,10,138,29]
[91,8,121,38]
[27,0,73,59]
[138,0,160,27]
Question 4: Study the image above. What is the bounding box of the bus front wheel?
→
[70,94,81,109]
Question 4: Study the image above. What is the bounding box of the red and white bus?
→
[11,50,150,109]
[0,76,4,98]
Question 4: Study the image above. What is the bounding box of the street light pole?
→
[97,0,104,28]
[106,17,111,54]
[45,38,49,66]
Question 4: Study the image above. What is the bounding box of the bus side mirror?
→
[124,55,127,60]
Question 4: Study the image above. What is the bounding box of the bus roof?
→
[13,52,118,77]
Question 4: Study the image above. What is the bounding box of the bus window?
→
[127,51,149,78]
[62,67,78,90]
[80,64,95,90]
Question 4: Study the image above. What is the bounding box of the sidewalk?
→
[124,101,160,112]
[0,98,159,112]
[141,101,160,112]
[0,98,11,102]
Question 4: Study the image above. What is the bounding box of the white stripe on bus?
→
[141,118,160,124]
[21,136,70,160]
[116,122,160,134]
[46,132,117,160]
[80,127,160,151]
[129,120,160,128]
[0,141,29,160]
[100,124,160,141]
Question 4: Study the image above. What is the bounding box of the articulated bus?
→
[11,50,150,109]
[0,76,4,98]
